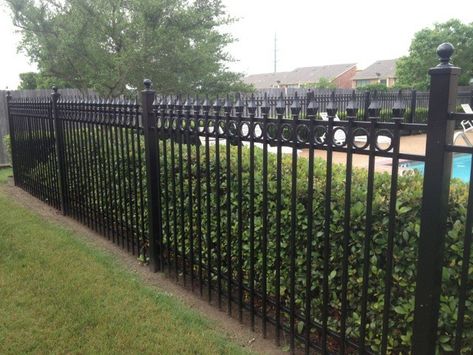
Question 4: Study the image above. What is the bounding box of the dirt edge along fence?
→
[6,43,473,354]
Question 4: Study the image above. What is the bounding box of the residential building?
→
[352,59,398,88]
[243,63,357,89]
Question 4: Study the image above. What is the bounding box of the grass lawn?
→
[0,168,250,354]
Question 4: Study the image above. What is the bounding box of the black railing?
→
[6,43,473,354]
[221,88,472,124]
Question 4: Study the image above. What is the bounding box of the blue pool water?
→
[403,154,471,182]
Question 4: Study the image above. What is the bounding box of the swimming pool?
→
[402,154,471,182]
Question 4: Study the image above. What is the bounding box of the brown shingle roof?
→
[353,59,398,81]
[243,63,356,89]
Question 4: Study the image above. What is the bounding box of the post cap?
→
[143,79,152,90]
[52,86,58,93]
[437,43,454,66]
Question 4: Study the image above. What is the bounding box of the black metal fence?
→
[6,44,473,354]
[233,88,472,124]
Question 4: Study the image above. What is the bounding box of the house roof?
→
[243,63,356,89]
[353,59,398,81]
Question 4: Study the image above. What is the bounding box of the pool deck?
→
[300,130,473,172]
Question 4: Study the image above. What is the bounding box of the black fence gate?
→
[6,43,473,354]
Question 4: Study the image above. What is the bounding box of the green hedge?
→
[157,142,470,353]
[16,131,472,353]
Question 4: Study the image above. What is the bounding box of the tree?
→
[18,72,73,90]
[7,0,251,97]
[396,19,473,90]
[17,72,37,90]
[314,77,336,89]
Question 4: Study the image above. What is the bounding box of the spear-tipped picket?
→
[223,94,232,115]
[326,90,338,117]
[392,90,406,118]
[159,95,167,110]
[202,95,211,114]
[183,96,192,112]
[167,95,175,110]
[175,95,183,113]
[306,92,318,118]
[234,93,244,115]
[276,92,286,116]
[247,94,257,115]
[346,90,358,118]
[290,92,301,117]
[368,90,381,118]
[213,96,222,115]
[261,92,270,115]
[193,96,201,114]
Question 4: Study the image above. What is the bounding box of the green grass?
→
[0,168,11,183]
[0,168,250,355]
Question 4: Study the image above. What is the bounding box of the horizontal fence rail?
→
[6,44,473,354]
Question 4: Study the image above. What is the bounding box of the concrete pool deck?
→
[300,130,473,172]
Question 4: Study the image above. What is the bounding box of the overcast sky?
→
[1,0,472,89]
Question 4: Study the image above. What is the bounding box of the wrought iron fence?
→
[229,88,472,124]
[6,43,473,354]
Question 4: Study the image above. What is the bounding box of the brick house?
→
[352,59,398,88]
[243,63,357,89]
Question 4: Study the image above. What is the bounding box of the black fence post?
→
[141,79,162,272]
[51,87,68,215]
[409,89,417,123]
[363,91,371,120]
[470,88,473,107]
[5,91,18,185]
[412,43,460,354]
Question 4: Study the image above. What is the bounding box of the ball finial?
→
[143,79,152,90]
[437,42,454,66]
[52,85,58,93]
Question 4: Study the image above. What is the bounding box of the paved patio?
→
[300,130,473,172]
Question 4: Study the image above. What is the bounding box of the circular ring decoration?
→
[281,123,293,142]
[163,117,170,130]
[228,121,238,137]
[156,117,163,129]
[296,124,310,144]
[171,117,178,131]
[313,125,327,146]
[266,123,277,140]
[178,117,186,131]
[189,118,197,133]
[197,119,205,133]
[332,127,347,147]
[253,123,263,139]
[238,121,250,138]
[218,120,227,136]
[375,129,394,152]
[352,127,369,150]
[206,119,215,134]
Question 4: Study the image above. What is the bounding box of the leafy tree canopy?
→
[314,77,336,89]
[7,0,251,97]
[396,19,473,90]
[18,71,72,90]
